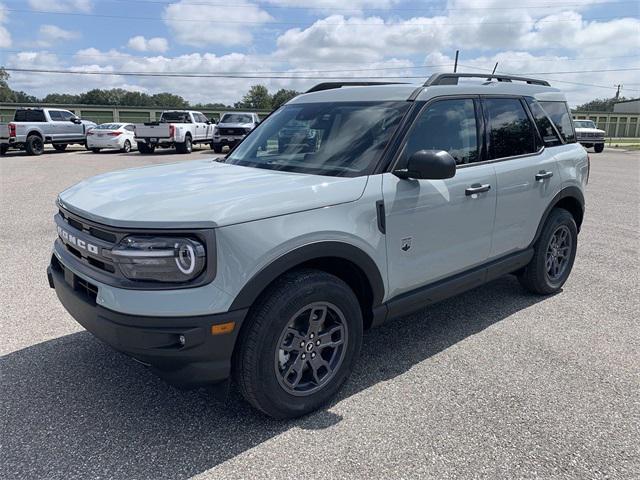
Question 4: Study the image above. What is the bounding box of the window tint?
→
[539,101,576,143]
[48,110,63,121]
[14,110,46,122]
[404,98,479,165]
[526,99,562,147]
[58,110,75,121]
[485,98,536,159]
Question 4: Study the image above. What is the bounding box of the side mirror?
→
[71,118,82,124]
[394,150,456,180]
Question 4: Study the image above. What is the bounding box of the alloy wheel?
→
[546,225,572,282]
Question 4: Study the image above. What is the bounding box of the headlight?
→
[110,236,206,283]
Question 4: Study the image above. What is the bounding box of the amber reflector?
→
[211,322,235,335]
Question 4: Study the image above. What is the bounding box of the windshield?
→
[574,120,597,129]
[160,112,191,123]
[226,102,410,177]
[95,123,123,130]
[221,113,253,124]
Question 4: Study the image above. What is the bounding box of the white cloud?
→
[163,0,272,46]
[40,25,80,41]
[0,2,11,48]
[27,0,92,12]
[127,36,169,53]
[266,0,399,13]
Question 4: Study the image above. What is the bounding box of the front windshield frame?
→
[225,101,411,177]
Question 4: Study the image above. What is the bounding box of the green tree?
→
[42,93,81,104]
[150,92,189,108]
[235,84,272,110]
[0,67,17,102]
[575,96,629,112]
[271,88,300,109]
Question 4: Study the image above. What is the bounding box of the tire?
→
[137,142,154,154]
[91,148,101,153]
[518,208,578,295]
[212,143,223,154]
[234,269,363,419]
[594,143,604,153]
[0,144,8,155]
[53,144,68,152]
[121,140,131,153]
[177,135,192,154]
[25,135,45,156]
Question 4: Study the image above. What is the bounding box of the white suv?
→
[48,73,588,418]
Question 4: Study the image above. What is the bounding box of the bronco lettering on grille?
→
[57,225,100,255]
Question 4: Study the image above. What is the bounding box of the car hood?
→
[575,127,605,134]
[58,160,368,228]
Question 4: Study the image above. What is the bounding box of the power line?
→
[6,8,637,26]
[11,0,634,13]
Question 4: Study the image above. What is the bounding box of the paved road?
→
[1,147,638,479]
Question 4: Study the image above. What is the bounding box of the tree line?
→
[0,67,300,110]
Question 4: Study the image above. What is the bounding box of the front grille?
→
[219,127,245,136]
[51,255,98,303]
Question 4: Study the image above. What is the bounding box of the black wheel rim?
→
[275,302,348,396]
[33,138,43,153]
[546,225,572,282]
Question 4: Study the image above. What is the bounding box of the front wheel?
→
[211,143,223,154]
[518,208,578,295]
[53,144,68,152]
[234,269,363,419]
[594,143,604,153]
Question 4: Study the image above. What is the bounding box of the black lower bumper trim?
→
[48,261,247,388]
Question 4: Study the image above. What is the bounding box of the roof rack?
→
[306,81,408,93]
[424,73,550,87]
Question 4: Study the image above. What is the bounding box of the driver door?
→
[382,97,497,300]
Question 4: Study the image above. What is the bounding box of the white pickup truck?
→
[134,110,215,154]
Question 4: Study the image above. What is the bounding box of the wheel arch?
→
[27,130,44,139]
[229,241,385,330]
[531,186,585,246]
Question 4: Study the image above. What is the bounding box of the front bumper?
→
[213,135,244,146]
[47,258,247,388]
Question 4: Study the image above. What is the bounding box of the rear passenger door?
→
[382,97,498,299]
[484,97,563,258]
[193,113,209,141]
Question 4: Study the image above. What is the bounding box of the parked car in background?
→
[86,123,137,153]
[573,120,605,153]
[0,123,9,155]
[212,112,260,153]
[134,110,214,154]
[0,108,95,155]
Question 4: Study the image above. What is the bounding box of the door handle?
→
[535,171,554,181]
[465,183,491,196]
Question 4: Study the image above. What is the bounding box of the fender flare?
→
[229,241,385,311]
[530,186,585,246]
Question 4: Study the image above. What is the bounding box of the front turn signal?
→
[211,322,235,335]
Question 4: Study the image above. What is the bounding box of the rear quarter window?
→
[539,101,576,143]
[14,110,46,122]
[526,99,563,147]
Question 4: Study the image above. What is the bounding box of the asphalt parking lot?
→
[1,146,638,479]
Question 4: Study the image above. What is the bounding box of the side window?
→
[485,98,537,159]
[539,101,576,143]
[526,99,563,147]
[124,125,135,132]
[403,98,479,165]
[58,110,75,121]
[48,110,63,121]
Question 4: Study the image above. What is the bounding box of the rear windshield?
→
[221,114,253,124]
[160,112,192,123]
[14,110,46,122]
[95,123,123,130]
[539,101,576,143]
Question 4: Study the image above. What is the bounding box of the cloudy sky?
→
[0,0,638,106]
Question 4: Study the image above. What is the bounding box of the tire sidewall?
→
[245,274,363,418]
[535,209,578,291]
[27,135,44,155]
[123,140,131,152]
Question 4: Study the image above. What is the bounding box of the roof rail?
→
[424,73,550,87]
[305,81,407,93]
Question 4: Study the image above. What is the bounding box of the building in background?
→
[612,98,640,114]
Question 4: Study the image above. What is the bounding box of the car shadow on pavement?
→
[1,276,548,479]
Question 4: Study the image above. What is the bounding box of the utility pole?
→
[614,84,622,100]
[453,50,459,73]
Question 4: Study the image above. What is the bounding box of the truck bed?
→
[135,123,172,139]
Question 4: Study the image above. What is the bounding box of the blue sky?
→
[0,0,638,105]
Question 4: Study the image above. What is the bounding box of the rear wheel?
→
[137,142,154,154]
[234,269,363,419]
[177,135,192,154]
[53,144,68,152]
[518,208,577,295]
[121,140,131,153]
[25,135,44,156]
[594,143,604,153]
[0,144,8,155]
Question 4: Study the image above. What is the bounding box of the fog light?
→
[178,334,186,346]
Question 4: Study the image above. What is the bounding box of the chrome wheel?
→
[275,302,348,396]
[546,225,572,282]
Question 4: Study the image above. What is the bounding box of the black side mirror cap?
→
[393,150,456,180]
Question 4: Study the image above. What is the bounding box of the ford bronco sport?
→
[48,74,588,418]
